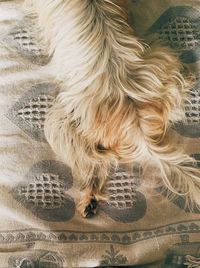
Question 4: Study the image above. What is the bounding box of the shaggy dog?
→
[24,0,200,217]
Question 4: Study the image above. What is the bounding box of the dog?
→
[24,0,200,217]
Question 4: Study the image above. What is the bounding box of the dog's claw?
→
[84,197,98,218]
[90,197,98,209]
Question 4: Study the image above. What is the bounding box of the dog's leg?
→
[78,192,98,218]
[44,100,109,217]
[78,183,108,218]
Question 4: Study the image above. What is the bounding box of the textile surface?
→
[0,0,200,267]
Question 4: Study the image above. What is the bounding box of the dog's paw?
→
[78,196,98,218]
[84,197,98,218]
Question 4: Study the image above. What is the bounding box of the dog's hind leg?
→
[78,184,107,218]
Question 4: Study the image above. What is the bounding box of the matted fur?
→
[24,0,200,214]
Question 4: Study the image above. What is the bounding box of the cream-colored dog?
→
[24,0,200,217]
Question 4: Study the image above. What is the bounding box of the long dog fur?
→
[24,0,200,215]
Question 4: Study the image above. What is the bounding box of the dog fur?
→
[24,0,200,216]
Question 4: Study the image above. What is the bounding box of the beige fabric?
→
[0,1,199,267]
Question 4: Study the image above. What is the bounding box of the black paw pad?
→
[84,197,98,218]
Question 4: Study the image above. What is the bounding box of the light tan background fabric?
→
[0,0,199,267]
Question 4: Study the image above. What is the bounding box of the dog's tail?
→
[135,104,200,210]
[119,43,200,209]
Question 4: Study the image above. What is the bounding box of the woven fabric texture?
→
[0,0,199,267]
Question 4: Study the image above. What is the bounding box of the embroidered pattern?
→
[13,160,75,221]
[147,6,200,63]
[164,235,200,268]
[101,166,147,223]
[159,17,199,51]
[0,221,199,245]
[16,94,54,130]
[8,251,64,268]
[175,79,200,138]
[7,83,57,142]
[7,23,49,65]
[101,245,128,266]
[19,173,66,209]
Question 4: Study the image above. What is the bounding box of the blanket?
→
[0,0,199,267]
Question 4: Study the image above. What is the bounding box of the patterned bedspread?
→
[0,0,199,267]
